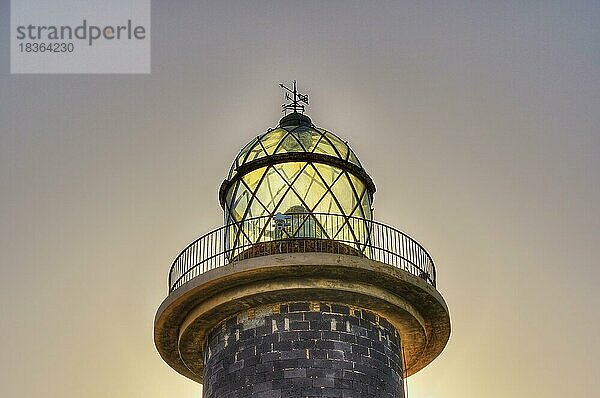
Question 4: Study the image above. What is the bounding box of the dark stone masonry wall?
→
[202,302,404,398]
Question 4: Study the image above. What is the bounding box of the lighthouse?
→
[154,82,450,398]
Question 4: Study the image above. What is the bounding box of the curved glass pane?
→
[225,160,373,254]
[228,125,363,178]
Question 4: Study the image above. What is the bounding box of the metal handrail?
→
[168,213,437,293]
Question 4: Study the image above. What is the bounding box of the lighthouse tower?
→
[154,82,450,398]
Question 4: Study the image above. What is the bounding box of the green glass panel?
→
[324,130,348,160]
[307,131,324,153]
[247,194,268,219]
[345,175,364,216]
[330,173,354,216]
[287,164,316,200]
[348,174,371,217]
[241,167,266,192]
[273,162,307,185]
[295,128,317,151]
[347,173,364,194]
[312,190,343,215]
[350,196,366,220]
[312,137,339,157]
[313,162,342,187]
[295,164,327,211]
[227,182,245,218]
[361,188,372,220]
[244,140,268,163]
[260,128,286,155]
[253,165,288,211]
[275,184,307,215]
[318,131,343,158]
[232,187,250,221]
[311,192,331,214]
[347,150,361,167]
[309,163,344,215]
[275,132,304,154]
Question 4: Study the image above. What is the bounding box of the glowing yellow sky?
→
[1,1,599,397]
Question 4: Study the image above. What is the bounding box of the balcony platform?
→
[154,252,450,384]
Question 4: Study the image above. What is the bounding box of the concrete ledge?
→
[154,253,450,384]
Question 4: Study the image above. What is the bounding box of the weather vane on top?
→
[280,80,309,115]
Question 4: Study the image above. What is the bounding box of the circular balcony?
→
[168,212,437,293]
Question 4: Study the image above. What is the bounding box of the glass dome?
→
[228,125,363,179]
[220,114,375,254]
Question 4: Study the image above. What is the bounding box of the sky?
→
[1,1,599,397]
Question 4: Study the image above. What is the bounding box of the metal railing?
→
[168,213,436,293]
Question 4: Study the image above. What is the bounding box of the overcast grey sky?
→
[1,1,599,397]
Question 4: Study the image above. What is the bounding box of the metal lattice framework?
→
[227,125,365,179]
[220,123,375,254]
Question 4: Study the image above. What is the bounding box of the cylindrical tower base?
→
[202,302,405,398]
